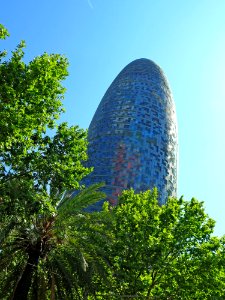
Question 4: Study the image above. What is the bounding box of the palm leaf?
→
[57,183,105,213]
[0,218,16,245]
[49,254,76,299]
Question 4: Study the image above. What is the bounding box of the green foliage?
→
[0,183,108,299]
[0,24,107,299]
[0,27,91,193]
[0,24,92,212]
[102,189,225,299]
[0,24,9,40]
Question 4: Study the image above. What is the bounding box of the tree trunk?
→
[50,274,55,300]
[12,249,40,300]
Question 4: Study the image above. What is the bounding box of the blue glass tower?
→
[84,58,178,208]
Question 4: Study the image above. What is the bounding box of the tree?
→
[0,25,107,299]
[104,189,225,299]
[0,25,90,192]
[0,183,108,300]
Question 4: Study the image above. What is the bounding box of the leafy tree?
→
[0,26,90,191]
[104,189,225,299]
[0,25,107,299]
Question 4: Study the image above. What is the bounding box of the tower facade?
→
[84,58,178,208]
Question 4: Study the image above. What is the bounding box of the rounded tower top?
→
[117,58,163,73]
[111,58,170,96]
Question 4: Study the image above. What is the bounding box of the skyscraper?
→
[84,58,178,209]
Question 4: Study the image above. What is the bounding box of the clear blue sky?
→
[1,0,225,235]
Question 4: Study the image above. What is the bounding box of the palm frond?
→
[0,218,16,245]
[49,253,75,296]
[0,254,27,300]
[57,183,106,215]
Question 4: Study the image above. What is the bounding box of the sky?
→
[1,0,225,235]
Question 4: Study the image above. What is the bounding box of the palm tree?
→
[0,183,108,300]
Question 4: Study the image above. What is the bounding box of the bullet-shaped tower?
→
[84,58,178,209]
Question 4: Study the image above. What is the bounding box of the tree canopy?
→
[0,25,107,299]
[101,189,225,299]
